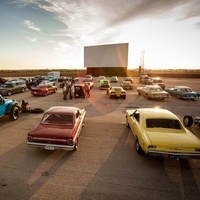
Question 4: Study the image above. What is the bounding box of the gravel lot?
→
[0,77,200,200]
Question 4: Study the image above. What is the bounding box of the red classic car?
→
[27,106,86,151]
[31,84,57,96]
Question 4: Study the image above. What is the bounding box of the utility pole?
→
[139,48,145,74]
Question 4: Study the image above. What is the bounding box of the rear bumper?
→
[147,150,200,159]
[27,142,74,151]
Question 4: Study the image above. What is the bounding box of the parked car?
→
[0,77,8,85]
[137,85,169,100]
[98,76,106,83]
[0,95,20,120]
[110,76,118,82]
[120,81,133,90]
[126,108,200,159]
[165,86,199,100]
[107,87,126,99]
[44,76,57,82]
[0,80,27,96]
[39,80,55,86]
[124,77,134,84]
[74,84,87,98]
[31,85,57,96]
[58,76,67,82]
[99,80,110,90]
[183,115,200,127]
[139,74,149,84]
[27,106,86,151]
[83,75,93,82]
[148,77,166,89]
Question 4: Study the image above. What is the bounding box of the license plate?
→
[168,154,182,159]
[45,145,55,150]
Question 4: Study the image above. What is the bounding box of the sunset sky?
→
[0,0,200,70]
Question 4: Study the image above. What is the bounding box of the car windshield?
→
[41,114,74,125]
[146,118,181,129]
[113,87,122,91]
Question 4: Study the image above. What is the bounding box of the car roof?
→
[45,106,79,114]
[136,108,178,120]
[112,87,123,90]
[144,85,161,88]
[174,86,191,89]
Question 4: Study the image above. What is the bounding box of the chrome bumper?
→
[147,150,200,159]
[27,142,75,151]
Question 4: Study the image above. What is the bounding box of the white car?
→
[83,75,93,82]
[39,80,55,86]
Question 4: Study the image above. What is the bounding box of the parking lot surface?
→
[0,77,200,200]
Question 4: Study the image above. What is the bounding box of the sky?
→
[0,0,200,70]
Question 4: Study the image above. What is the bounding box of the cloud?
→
[23,20,41,32]
[24,36,37,42]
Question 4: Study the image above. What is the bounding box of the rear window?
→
[41,114,74,125]
[146,118,181,129]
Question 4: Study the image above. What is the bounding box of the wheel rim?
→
[184,117,189,125]
[13,107,19,119]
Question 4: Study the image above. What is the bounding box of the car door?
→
[129,111,141,136]
[12,83,18,93]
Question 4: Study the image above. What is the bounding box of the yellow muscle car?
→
[126,108,200,159]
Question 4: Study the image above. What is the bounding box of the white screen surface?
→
[84,43,128,68]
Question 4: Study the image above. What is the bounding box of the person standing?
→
[62,81,67,100]
[70,83,75,99]
[84,83,90,98]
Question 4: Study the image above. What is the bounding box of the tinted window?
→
[146,119,181,129]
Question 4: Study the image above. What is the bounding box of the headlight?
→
[67,139,73,145]
[27,136,33,142]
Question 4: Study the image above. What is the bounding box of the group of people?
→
[62,79,91,100]
[62,79,75,100]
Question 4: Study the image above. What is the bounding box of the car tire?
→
[126,116,130,128]
[21,87,25,93]
[44,92,47,96]
[135,139,144,154]
[183,115,193,127]
[123,96,126,99]
[7,90,12,96]
[138,91,141,95]
[9,106,19,120]
[177,95,181,99]
[30,108,44,114]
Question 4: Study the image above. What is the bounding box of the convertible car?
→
[126,108,200,159]
[107,87,126,99]
[137,85,169,100]
[31,84,57,96]
[165,86,199,100]
[27,106,86,151]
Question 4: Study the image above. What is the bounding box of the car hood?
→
[146,129,200,147]
[28,124,74,138]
